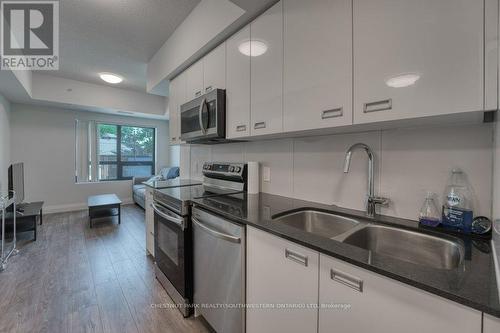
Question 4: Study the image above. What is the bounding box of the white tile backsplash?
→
[190,145,212,180]
[380,124,493,220]
[185,123,494,220]
[293,131,381,209]
[211,142,245,162]
[246,139,294,196]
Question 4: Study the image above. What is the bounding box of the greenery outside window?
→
[97,124,155,181]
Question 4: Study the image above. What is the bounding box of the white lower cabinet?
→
[484,314,500,333]
[246,226,319,333]
[318,254,482,333]
[145,187,154,256]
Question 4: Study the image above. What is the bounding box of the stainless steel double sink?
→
[272,209,464,270]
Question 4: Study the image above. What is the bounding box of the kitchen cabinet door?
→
[319,254,481,333]
[484,314,500,333]
[168,73,186,145]
[203,42,226,93]
[145,187,154,256]
[283,0,352,132]
[247,226,319,333]
[226,25,251,138]
[185,60,204,101]
[353,0,484,124]
[250,1,283,136]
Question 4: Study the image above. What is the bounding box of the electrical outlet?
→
[263,166,271,182]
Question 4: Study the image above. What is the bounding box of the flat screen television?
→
[8,163,24,204]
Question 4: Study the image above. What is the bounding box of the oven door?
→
[180,89,225,142]
[152,201,192,302]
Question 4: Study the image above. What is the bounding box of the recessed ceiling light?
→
[99,72,123,84]
[238,40,268,57]
[385,73,420,88]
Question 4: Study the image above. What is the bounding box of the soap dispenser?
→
[442,168,474,233]
[419,192,441,227]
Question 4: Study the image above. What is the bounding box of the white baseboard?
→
[43,197,135,214]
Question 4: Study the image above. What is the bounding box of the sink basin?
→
[341,225,464,270]
[273,210,361,238]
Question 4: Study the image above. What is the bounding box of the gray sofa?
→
[132,167,180,209]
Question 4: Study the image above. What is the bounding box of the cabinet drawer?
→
[319,254,481,333]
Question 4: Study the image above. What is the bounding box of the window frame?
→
[97,123,156,181]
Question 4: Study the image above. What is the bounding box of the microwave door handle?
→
[198,98,207,135]
[151,203,184,229]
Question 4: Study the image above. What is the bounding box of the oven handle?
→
[151,203,184,230]
[192,217,241,244]
[198,98,207,135]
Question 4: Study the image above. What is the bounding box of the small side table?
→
[3,201,44,241]
[88,194,122,228]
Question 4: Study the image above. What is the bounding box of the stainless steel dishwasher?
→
[192,206,245,333]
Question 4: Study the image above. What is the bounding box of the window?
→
[97,124,155,181]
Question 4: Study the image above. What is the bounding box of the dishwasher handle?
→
[192,217,241,244]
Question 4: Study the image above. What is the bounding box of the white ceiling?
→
[43,0,200,94]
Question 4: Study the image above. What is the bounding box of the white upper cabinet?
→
[226,25,251,138]
[185,60,204,101]
[203,42,226,93]
[319,254,482,333]
[283,0,353,132]
[250,1,283,136]
[168,72,186,145]
[247,226,319,333]
[353,0,484,124]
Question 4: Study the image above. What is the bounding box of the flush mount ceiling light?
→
[385,73,420,88]
[238,40,268,57]
[99,72,123,84]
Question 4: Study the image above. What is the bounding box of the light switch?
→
[263,166,271,182]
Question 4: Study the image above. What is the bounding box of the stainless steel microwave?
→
[180,89,226,143]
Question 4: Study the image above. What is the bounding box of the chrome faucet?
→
[343,143,388,218]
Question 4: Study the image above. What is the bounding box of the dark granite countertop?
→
[191,192,500,318]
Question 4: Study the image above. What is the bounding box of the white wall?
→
[148,0,245,91]
[184,123,493,221]
[0,94,10,196]
[10,103,171,213]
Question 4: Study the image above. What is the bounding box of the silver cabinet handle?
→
[198,98,207,135]
[363,99,392,113]
[195,90,202,97]
[285,249,308,267]
[254,122,266,130]
[236,125,247,132]
[205,86,213,92]
[330,268,363,292]
[192,218,241,244]
[151,203,184,229]
[322,107,343,119]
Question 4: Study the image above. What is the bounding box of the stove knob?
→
[229,166,234,172]
[235,167,241,173]
[206,165,211,170]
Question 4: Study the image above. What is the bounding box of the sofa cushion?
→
[147,174,162,183]
[133,184,146,198]
[160,167,180,180]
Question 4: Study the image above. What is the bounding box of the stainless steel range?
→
[152,162,247,317]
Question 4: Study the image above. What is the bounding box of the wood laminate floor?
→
[0,204,210,333]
